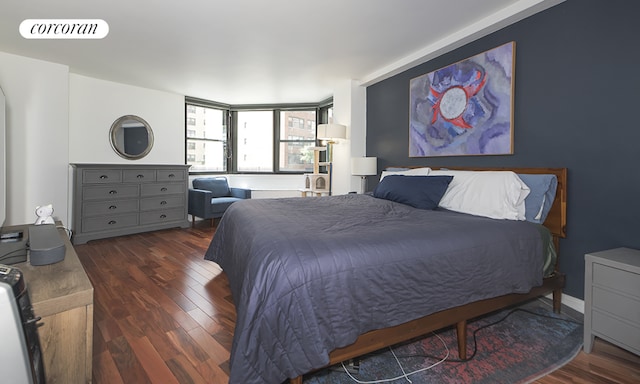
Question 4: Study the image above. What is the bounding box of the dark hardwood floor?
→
[75,223,640,383]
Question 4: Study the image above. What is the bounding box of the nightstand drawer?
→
[593,263,640,297]
[82,213,138,233]
[83,185,139,200]
[83,199,139,217]
[592,286,640,324]
[592,310,640,353]
[82,169,122,184]
[140,208,185,225]
[123,169,156,183]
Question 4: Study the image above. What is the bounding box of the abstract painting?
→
[409,41,515,157]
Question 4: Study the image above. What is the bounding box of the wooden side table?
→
[584,247,640,356]
[14,223,94,383]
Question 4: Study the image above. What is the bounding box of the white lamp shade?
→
[317,124,346,140]
[351,157,377,176]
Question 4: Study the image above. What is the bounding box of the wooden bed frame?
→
[291,167,567,384]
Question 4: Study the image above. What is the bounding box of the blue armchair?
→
[188,177,251,227]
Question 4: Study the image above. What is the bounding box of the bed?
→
[204,167,567,384]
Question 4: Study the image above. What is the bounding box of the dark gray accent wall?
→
[366,0,640,299]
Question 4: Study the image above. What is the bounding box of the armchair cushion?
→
[209,197,243,216]
[193,177,230,198]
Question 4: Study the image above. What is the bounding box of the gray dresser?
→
[71,164,190,244]
[584,247,640,356]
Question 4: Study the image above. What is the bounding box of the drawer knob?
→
[161,187,168,192]
[160,201,167,205]
[108,220,117,225]
[109,205,117,210]
[109,190,118,195]
[99,175,109,179]
[168,173,175,178]
[160,214,167,219]
[137,174,144,179]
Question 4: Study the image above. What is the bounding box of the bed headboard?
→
[392,167,567,239]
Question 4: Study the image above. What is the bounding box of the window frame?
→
[186,97,333,175]
[185,98,232,175]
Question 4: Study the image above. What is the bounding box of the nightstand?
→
[584,248,640,356]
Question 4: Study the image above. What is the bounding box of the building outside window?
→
[279,110,316,172]
[185,104,228,172]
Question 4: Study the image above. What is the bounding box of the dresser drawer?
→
[593,263,640,297]
[140,195,184,211]
[82,213,138,233]
[123,169,156,183]
[140,208,185,225]
[83,185,139,200]
[83,199,139,217]
[593,286,640,324]
[157,169,186,182]
[140,183,185,196]
[82,169,122,184]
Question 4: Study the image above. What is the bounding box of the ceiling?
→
[0,0,562,105]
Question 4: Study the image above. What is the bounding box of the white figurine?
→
[35,204,56,225]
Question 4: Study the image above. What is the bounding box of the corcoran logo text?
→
[20,19,109,39]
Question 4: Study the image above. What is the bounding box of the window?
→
[279,110,316,172]
[186,97,332,174]
[185,104,228,172]
[236,110,273,172]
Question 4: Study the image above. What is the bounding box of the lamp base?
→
[360,176,367,194]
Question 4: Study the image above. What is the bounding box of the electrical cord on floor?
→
[340,332,450,384]
[339,306,582,383]
[396,307,582,364]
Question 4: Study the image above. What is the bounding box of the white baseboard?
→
[545,292,584,314]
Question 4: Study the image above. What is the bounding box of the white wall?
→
[0,51,362,229]
[0,51,70,226]
[332,80,367,195]
[69,74,185,164]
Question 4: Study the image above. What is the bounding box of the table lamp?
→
[351,157,377,193]
[317,124,346,162]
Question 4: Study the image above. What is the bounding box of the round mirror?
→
[109,115,154,159]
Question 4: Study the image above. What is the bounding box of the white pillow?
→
[379,167,431,181]
[429,170,530,220]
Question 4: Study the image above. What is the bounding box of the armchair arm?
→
[229,187,251,199]
[188,188,213,217]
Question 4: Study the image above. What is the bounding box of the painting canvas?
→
[409,41,515,157]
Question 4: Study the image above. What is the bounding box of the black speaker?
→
[29,225,65,266]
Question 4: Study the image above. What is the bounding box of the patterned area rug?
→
[305,300,583,384]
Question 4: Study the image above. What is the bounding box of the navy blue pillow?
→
[373,175,453,210]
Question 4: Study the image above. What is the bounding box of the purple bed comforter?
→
[204,194,546,383]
